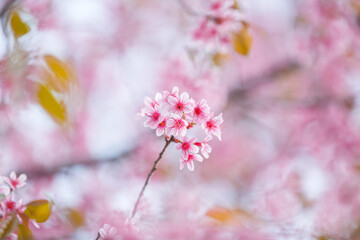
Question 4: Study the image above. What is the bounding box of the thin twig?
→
[95,233,100,240]
[130,136,174,220]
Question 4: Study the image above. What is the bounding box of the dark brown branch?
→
[130,136,174,219]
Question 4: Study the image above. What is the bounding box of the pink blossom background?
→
[1,0,360,239]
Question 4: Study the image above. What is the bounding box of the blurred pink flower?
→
[202,113,223,140]
[180,152,203,171]
[99,224,118,240]
[4,171,27,190]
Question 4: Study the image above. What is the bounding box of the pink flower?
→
[4,172,27,190]
[143,106,162,129]
[156,115,168,137]
[180,153,203,171]
[192,99,210,124]
[168,92,194,115]
[176,136,199,158]
[162,87,179,104]
[202,113,223,140]
[99,224,118,240]
[167,115,188,137]
[197,136,213,159]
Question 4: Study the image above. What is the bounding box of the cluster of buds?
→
[140,87,223,171]
[0,172,52,239]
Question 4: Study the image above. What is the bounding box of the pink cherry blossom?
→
[4,171,27,190]
[143,106,162,129]
[162,87,179,104]
[202,113,223,141]
[197,136,213,159]
[99,224,118,240]
[176,136,199,158]
[156,115,168,136]
[168,92,194,115]
[192,99,211,124]
[180,152,203,171]
[167,115,188,137]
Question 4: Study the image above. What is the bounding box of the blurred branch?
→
[22,146,137,179]
[177,0,200,16]
[0,0,16,18]
[227,60,301,103]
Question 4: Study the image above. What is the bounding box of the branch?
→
[21,146,137,179]
[176,0,201,16]
[0,0,16,19]
[130,136,174,220]
[227,60,300,102]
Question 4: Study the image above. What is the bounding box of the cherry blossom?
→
[4,171,27,190]
[192,99,211,124]
[140,87,223,171]
[176,136,199,158]
[202,113,224,140]
[180,152,203,171]
[99,224,118,240]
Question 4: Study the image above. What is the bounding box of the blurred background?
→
[1,0,360,239]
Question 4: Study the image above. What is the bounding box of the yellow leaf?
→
[206,207,255,225]
[37,84,67,123]
[0,214,18,239]
[212,52,228,66]
[10,11,30,38]
[65,208,85,228]
[232,24,252,55]
[25,199,52,223]
[206,207,236,223]
[43,55,75,93]
[17,224,33,240]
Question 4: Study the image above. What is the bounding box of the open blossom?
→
[143,106,162,129]
[4,171,27,190]
[140,87,223,171]
[180,152,203,171]
[167,115,188,137]
[99,224,118,240]
[156,115,168,136]
[202,113,224,140]
[196,136,213,159]
[176,136,199,158]
[193,99,211,124]
[168,92,194,115]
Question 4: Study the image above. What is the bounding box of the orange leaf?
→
[43,55,75,93]
[212,52,228,66]
[65,208,85,228]
[9,11,30,38]
[37,84,67,123]
[206,207,236,223]
[25,199,52,223]
[0,214,18,239]
[17,224,33,240]
[232,24,252,55]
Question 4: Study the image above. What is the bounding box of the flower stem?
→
[130,136,174,220]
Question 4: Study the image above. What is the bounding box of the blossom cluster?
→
[140,87,223,171]
[192,0,243,49]
[0,172,27,221]
[0,171,52,239]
